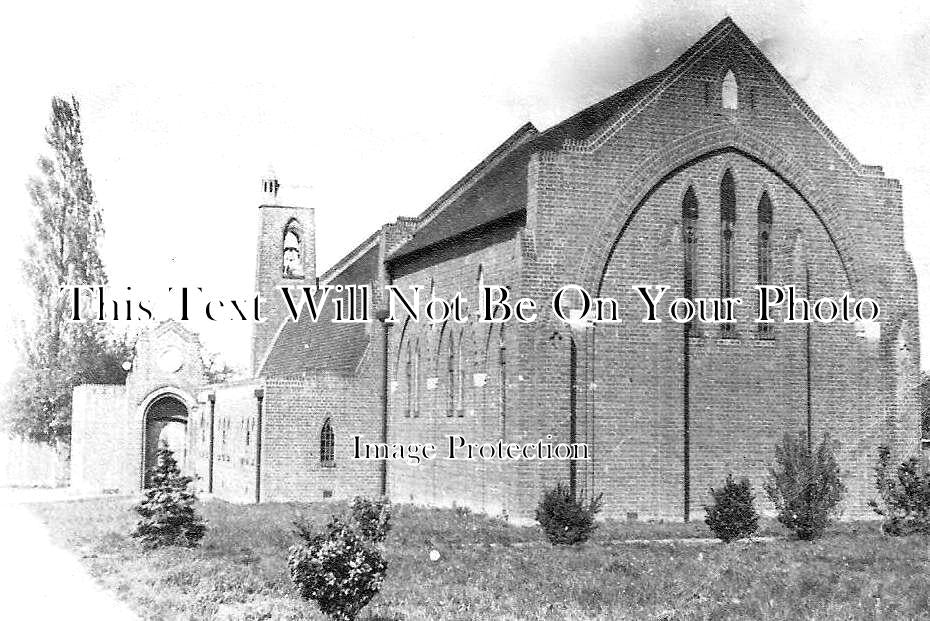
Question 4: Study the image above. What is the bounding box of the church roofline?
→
[408,122,538,230]
[556,17,882,178]
[264,17,898,377]
[319,229,381,285]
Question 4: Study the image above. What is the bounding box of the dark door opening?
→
[142,395,188,487]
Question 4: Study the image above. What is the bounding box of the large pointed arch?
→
[577,126,856,298]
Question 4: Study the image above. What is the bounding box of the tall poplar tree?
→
[5,96,128,445]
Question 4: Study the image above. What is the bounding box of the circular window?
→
[157,347,184,374]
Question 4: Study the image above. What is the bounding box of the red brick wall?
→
[385,236,522,516]
[261,372,382,502]
[244,25,919,523]
[515,30,919,520]
[199,381,263,503]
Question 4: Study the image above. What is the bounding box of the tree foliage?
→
[764,431,846,541]
[535,483,603,545]
[350,496,392,543]
[289,515,387,620]
[3,95,129,444]
[868,445,930,535]
[131,444,206,548]
[704,474,760,542]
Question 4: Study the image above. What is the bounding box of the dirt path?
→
[0,488,139,620]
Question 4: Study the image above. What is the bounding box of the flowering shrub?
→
[288,516,387,621]
[535,483,603,545]
[704,474,759,542]
[350,496,392,543]
[764,431,845,541]
[868,445,930,535]
[131,444,205,549]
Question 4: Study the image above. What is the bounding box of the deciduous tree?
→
[3,96,129,445]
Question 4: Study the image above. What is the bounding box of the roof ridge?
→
[412,122,538,228]
[564,17,735,153]
[320,229,381,283]
[316,122,538,284]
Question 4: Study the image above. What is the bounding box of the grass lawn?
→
[28,497,930,620]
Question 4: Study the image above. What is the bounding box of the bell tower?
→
[252,172,315,374]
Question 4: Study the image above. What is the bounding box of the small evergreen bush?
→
[535,482,603,545]
[868,445,930,535]
[764,431,845,541]
[288,516,387,621]
[131,444,206,549]
[704,474,759,542]
[350,496,392,543]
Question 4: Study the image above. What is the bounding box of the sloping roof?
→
[261,20,723,377]
[260,244,380,377]
[387,123,538,262]
[530,69,671,152]
[387,29,684,262]
[265,16,870,378]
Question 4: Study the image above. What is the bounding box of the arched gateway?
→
[141,393,190,486]
[71,321,206,494]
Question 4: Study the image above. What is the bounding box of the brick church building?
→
[71,18,920,521]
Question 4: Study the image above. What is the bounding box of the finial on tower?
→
[261,167,280,204]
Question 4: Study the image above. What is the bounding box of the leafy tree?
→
[3,95,129,444]
[289,515,387,621]
[764,431,846,541]
[350,496,392,543]
[704,474,760,542]
[131,444,206,548]
[535,483,603,545]
[202,350,245,385]
[868,445,930,535]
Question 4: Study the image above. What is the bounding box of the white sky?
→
[1,0,928,378]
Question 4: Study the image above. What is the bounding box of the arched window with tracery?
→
[682,186,699,302]
[722,70,738,110]
[757,191,774,337]
[320,418,335,467]
[720,170,736,335]
[282,219,303,278]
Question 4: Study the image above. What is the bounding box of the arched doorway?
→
[142,394,189,487]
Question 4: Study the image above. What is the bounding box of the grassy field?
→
[27,497,930,620]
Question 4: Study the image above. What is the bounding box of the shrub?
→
[764,431,845,541]
[535,482,603,545]
[288,516,387,621]
[131,444,206,549]
[704,474,760,542]
[350,496,392,543]
[868,445,930,535]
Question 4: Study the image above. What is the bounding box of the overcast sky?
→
[1,0,928,379]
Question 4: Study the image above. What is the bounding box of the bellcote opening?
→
[282,219,304,279]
